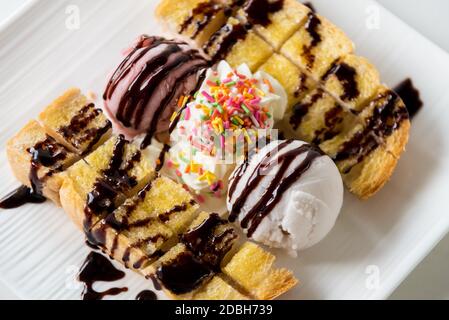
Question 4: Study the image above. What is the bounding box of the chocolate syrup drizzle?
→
[58,103,111,151]
[155,144,171,172]
[303,12,322,69]
[78,251,128,300]
[290,89,324,130]
[156,214,236,295]
[87,168,198,272]
[229,141,323,237]
[156,251,213,295]
[322,61,360,101]
[294,73,309,99]
[83,135,138,232]
[303,1,316,13]
[203,0,284,63]
[204,22,249,63]
[393,78,423,119]
[179,2,223,38]
[312,104,344,145]
[182,213,237,270]
[243,0,284,26]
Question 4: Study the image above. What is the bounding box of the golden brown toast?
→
[234,0,311,50]
[38,88,112,155]
[259,53,317,111]
[86,176,199,272]
[280,11,355,81]
[60,135,155,231]
[204,17,274,71]
[193,276,249,300]
[320,54,381,112]
[320,87,410,199]
[285,88,356,145]
[157,0,229,48]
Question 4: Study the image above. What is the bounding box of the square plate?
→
[1,0,448,300]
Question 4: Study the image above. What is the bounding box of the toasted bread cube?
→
[204,17,273,71]
[82,136,155,198]
[320,86,410,199]
[280,12,354,80]
[156,0,213,32]
[223,242,298,300]
[114,176,199,235]
[89,218,173,273]
[175,1,229,47]
[86,175,200,273]
[182,212,238,269]
[236,0,310,50]
[6,120,80,205]
[286,88,356,145]
[38,88,112,155]
[61,136,155,230]
[321,55,380,111]
[61,160,124,230]
[193,276,249,300]
[146,244,215,300]
[259,53,317,110]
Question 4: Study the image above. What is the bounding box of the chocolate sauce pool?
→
[78,252,128,300]
[393,78,423,119]
[136,290,157,300]
[0,186,46,209]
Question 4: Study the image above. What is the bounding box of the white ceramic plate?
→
[1,0,448,300]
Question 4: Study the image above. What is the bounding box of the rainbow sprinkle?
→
[171,66,275,196]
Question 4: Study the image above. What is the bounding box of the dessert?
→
[169,61,287,209]
[157,0,410,199]
[103,35,209,148]
[3,89,298,300]
[227,140,343,254]
[0,0,419,301]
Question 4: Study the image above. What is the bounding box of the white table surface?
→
[0,0,448,300]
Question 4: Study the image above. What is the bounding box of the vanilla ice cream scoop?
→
[227,140,343,256]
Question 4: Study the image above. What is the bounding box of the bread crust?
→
[223,242,298,300]
[59,176,87,229]
[345,120,410,199]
